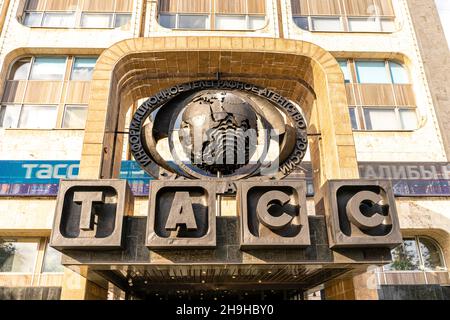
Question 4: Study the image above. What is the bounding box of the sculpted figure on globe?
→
[180,91,258,176]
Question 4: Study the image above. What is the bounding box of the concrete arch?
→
[80,36,359,189]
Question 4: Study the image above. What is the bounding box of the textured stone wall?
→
[406,0,450,161]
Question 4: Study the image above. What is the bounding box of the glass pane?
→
[364,108,400,130]
[0,105,21,128]
[9,58,31,80]
[178,15,208,29]
[0,240,39,273]
[19,105,57,129]
[389,62,409,84]
[159,14,176,28]
[42,12,75,28]
[419,237,446,271]
[30,57,66,80]
[293,16,309,30]
[355,61,390,84]
[248,16,265,29]
[215,15,247,30]
[71,57,97,80]
[349,108,358,129]
[42,245,64,273]
[311,17,342,32]
[348,17,381,32]
[81,13,113,28]
[338,60,352,83]
[399,109,417,130]
[62,105,88,128]
[114,14,131,28]
[387,239,421,271]
[381,18,395,32]
[23,12,43,27]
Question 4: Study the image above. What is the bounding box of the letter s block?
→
[321,180,402,249]
[50,180,134,250]
[146,181,216,249]
[238,180,311,249]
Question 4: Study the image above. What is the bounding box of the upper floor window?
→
[21,0,133,29]
[340,59,418,131]
[386,237,447,272]
[0,55,97,130]
[291,0,396,33]
[158,0,266,31]
[341,60,410,84]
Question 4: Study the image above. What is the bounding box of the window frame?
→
[21,0,133,30]
[0,238,41,275]
[1,55,94,130]
[359,106,418,132]
[385,236,447,272]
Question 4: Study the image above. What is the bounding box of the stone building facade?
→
[0,0,449,300]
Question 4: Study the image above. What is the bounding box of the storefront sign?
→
[1,161,449,197]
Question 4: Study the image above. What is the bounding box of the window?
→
[19,105,58,129]
[42,245,64,273]
[389,62,410,84]
[291,0,396,33]
[311,17,343,31]
[30,57,67,80]
[8,58,31,80]
[158,0,266,31]
[178,14,209,29]
[1,56,97,129]
[62,105,88,128]
[71,57,97,80]
[363,107,417,131]
[22,0,133,29]
[355,61,391,84]
[42,12,76,28]
[0,239,39,273]
[338,60,352,83]
[349,107,359,130]
[387,237,446,272]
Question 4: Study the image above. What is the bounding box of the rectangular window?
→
[355,61,390,84]
[248,16,265,29]
[81,13,113,28]
[30,57,67,80]
[42,12,75,28]
[18,105,58,129]
[23,12,43,27]
[178,14,209,29]
[71,57,97,80]
[215,15,247,30]
[363,108,400,130]
[311,17,342,31]
[338,60,352,83]
[0,239,39,274]
[62,105,88,129]
[42,244,64,273]
[0,105,21,128]
[348,18,381,32]
[349,108,359,130]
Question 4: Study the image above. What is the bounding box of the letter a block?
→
[238,180,311,249]
[146,181,216,249]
